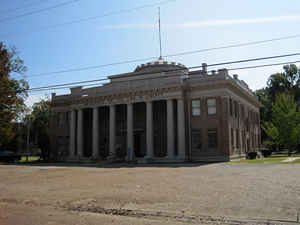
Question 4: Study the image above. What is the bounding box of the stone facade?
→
[49,60,261,162]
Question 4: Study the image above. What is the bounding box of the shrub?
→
[247,152,257,160]
[261,149,272,158]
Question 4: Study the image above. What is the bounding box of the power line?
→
[0,0,81,24]
[0,0,50,15]
[23,35,300,78]
[27,58,300,92]
[164,34,300,58]
[206,52,300,67]
[0,0,175,36]
[26,56,157,78]
[228,60,300,71]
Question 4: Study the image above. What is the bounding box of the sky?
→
[2,0,300,107]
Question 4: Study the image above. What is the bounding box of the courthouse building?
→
[49,59,261,162]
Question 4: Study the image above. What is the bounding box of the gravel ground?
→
[0,162,300,225]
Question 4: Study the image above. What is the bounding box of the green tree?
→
[0,42,28,148]
[30,98,51,160]
[262,121,280,150]
[267,64,300,102]
[263,93,300,154]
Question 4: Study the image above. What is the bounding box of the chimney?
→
[70,86,82,96]
[218,68,228,76]
[202,63,207,73]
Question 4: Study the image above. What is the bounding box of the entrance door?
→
[134,132,142,157]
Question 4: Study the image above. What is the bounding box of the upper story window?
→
[207,98,216,115]
[192,99,201,116]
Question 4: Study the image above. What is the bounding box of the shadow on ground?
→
[0,160,221,168]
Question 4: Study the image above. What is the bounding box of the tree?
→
[262,121,280,151]
[0,42,28,148]
[262,93,300,153]
[255,87,272,122]
[29,99,51,160]
[267,64,300,102]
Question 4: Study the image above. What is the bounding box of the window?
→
[207,98,216,115]
[192,130,202,150]
[208,129,217,148]
[192,99,201,116]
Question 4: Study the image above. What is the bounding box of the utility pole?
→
[158,7,163,60]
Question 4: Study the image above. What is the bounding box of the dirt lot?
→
[0,162,300,225]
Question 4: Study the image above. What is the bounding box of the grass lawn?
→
[19,156,40,163]
[230,153,300,164]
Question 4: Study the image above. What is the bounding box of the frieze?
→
[51,85,182,108]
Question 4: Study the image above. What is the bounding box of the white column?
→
[127,103,134,160]
[177,99,186,159]
[167,99,174,158]
[69,110,76,158]
[109,105,116,157]
[77,109,83,158]
[92,107,99,159]
[146,101,154,158]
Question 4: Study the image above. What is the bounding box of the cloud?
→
[180,15,300,28]
[100,15,300,30]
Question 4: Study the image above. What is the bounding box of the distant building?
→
[49,59,261,162]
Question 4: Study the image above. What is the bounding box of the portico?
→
[68,98,185,162]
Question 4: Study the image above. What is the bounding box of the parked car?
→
[0,151,21,162]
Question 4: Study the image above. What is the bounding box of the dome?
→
[134,58,187,73]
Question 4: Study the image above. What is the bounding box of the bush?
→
[247,152,257,160]
[261,149,272,158]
